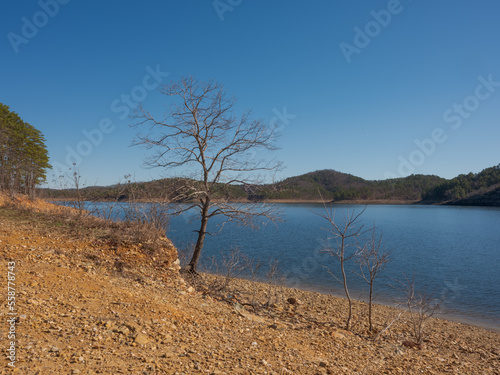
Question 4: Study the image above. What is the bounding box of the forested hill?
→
[422,164,500,205]
[260,170,446,202]
[259,166,500,205]
[40,164,500,206]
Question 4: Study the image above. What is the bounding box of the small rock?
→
[233,302,266,323]
[124,321,140,333]
[135,333,150,345]
[331,331,345,339]
[115,325,130,335]
[162,333,173,342]
[161,351,175,358]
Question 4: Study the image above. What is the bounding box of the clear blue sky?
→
[2,0,499,187]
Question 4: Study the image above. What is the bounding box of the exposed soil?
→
[0,194,498,374]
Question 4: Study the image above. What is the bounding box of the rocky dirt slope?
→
[0,194,498,374]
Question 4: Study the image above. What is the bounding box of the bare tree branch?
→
[354,227,391,333]
[131,77,282,272]
[316,201,370,331]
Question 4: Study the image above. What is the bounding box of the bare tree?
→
[265,258,282,308]
[355,227,390,333]
[204,246,249,295]
[318,204,368,331]
[66,163,86,214]
[246,257,263,308]
[395,273,442,344]
[132,77,282,273]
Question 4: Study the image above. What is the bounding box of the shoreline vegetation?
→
[1,192,499,373]
[40,164,500,207]
[46,197,422,205]
[44,196,498,207]
[45,197,426,205]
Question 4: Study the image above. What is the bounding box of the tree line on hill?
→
[257,170,447,202]
[0,103,51,197]
[257,166,500,204]
[40,165,500,206]
[422,164,500,203]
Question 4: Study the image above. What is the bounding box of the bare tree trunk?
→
[355,227,390,334]
[132,77,282,275]
[188,198,210,273]
[317,205,368,332]
[340,248,353,330]
[368,282,373,332]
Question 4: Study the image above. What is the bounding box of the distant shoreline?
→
[264,198,422,205]
[46,197,499,207]
[45,197,421,205]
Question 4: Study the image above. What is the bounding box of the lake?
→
[64,202,500,331]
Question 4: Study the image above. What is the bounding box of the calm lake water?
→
[168,204,500,331]
[66,202,500,331]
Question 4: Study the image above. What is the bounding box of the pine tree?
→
[0,103,51,196]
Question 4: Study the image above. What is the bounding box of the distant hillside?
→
[39,164,500,206]
[447,186,500,206]
[259,170,446,202]
[39,177,247,202]
[422,164,500,205]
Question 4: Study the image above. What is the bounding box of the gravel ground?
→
[0,195,498,374]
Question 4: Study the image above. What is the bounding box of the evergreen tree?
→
[0,103,51,196]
